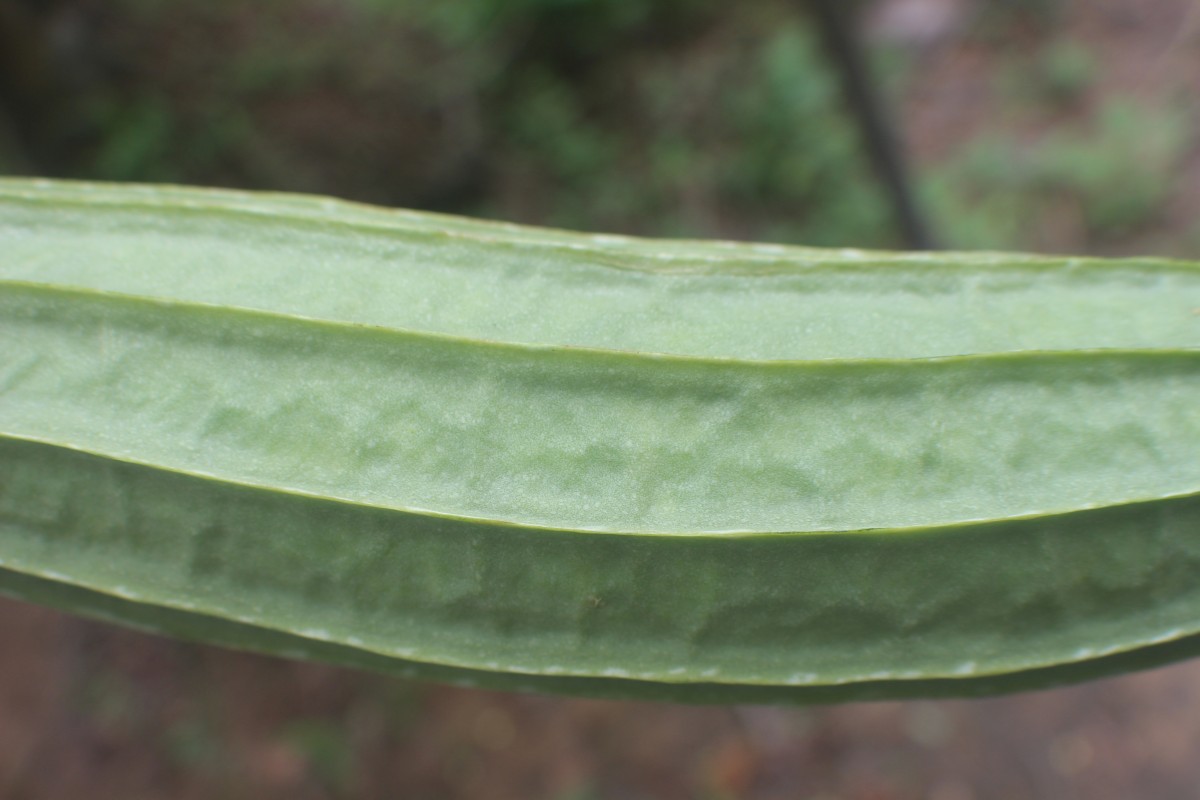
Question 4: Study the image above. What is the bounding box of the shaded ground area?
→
[2,0,1200,797]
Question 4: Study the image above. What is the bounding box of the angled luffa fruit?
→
[1,178,1199,703]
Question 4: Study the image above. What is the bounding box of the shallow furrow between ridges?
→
[4,279,1200,534]
[3,430,1199,538]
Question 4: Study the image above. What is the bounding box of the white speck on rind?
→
[42,570,72,582]
[953,661,977,676]
[752,243,787,254]
[788,673,817,685]
[700,668,719,678]
[601,667,630,678]
[1152,627,1185,643]
[346,636,364,647]
[542,665,565,675]
[667,667,687,676]
[591,234,632,245]
[1072,647,1096,660]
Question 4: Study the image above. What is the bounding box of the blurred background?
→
[1,0,1200,797]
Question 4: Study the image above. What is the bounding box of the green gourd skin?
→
[1,178,1199,703]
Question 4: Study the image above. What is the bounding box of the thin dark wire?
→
[806,0,938,250]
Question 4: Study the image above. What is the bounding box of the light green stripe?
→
[3,179,1199,360]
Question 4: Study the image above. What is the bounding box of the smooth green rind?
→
[2,178,1200,702]
[2,178,1199,360]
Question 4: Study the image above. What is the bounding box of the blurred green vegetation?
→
[927,98,1192,250]
[1,0,893,245]
[0,0,1194,252]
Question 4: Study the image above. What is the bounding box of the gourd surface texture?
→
[1,178,1199,703]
